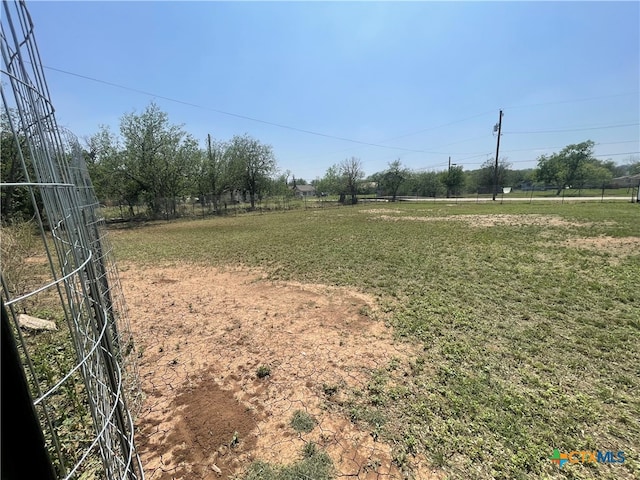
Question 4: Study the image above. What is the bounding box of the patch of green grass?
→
[290,410,316,433]
[322,383,339,397]
[242,444,334,480]
[256,365,271,379]
[112,202,640,479]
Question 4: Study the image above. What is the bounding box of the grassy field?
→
[110,202,639,479]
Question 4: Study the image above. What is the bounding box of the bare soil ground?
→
[563,235,640,255]
[120,263,441,480]
[361,211,605,228]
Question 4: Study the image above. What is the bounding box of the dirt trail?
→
[120,263,441,480]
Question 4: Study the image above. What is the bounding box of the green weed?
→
[242,444,333,480]
[256,365,271,379]
[290,410,316,433]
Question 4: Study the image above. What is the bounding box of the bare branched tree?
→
[340,157,364,205]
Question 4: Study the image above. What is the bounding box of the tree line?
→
[315,142,638,202]
[2,102,638,223]
[84,102,278,217]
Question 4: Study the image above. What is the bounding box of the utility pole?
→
[447,156,453,198]
[492,109,503,201]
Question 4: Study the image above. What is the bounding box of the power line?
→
[297,131,495,163]
[505,151,638,163]
[593,151,640,157]
[436,141,639,164]
[504,91,639,110]
[504,122,639,134]
[499,140,640,155]
[425,151,640,170]
[381,110,496,142]
[42,63,496,154]
[300,108,637,163]
[422,135,490,154]
[385,130,638,157]
[340,92,639,146]
[597,140,640,146]
[40,63,640,162]
[42,64,423,153]
[421,151,640,171]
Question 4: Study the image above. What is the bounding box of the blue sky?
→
[25,1,640,181]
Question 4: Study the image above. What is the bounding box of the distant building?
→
[610,173,640,189]
[290,184,316,197]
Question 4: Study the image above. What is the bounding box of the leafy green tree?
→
[225,134,276,209]
[535,140,596,195]
[600,159,622,178]
[535,154,563,193]
[511,168,536,189]
[403,171,444,197]
[268,173,294,198]
[192,147,208,203]
[440,165,465,197]
[197,134,228,212]
[598,157,640,178]
[314,165,343,197]
[381,159,409,201]
[119,102,199,217]
[85,125,142,216]
[473,157,512,194]
[162,134,199,215]
[574,161,612,190]
[1,107,35,222]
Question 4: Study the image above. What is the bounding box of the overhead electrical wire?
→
[43,63,639,158]
[417,140,640,164]
[40,63,640,179]
[504,122,639,134]
[500,140,640,153]
[44,63,496,148]
[378,110,496,142]
[296,113,497,162]
[423,151,640,170]
[49,64,502,169]
[504,91,639,110]
[42,64,422,153]
[467,151,639,165]
[420,147,640,170]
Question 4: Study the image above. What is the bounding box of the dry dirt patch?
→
[359,208,402,215]
[365,212,601,228]
[120,264,439,480]
[562,235,640,258]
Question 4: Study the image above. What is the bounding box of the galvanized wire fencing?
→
[1,1,144,478]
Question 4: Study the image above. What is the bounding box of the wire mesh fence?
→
[1,1,143,478]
